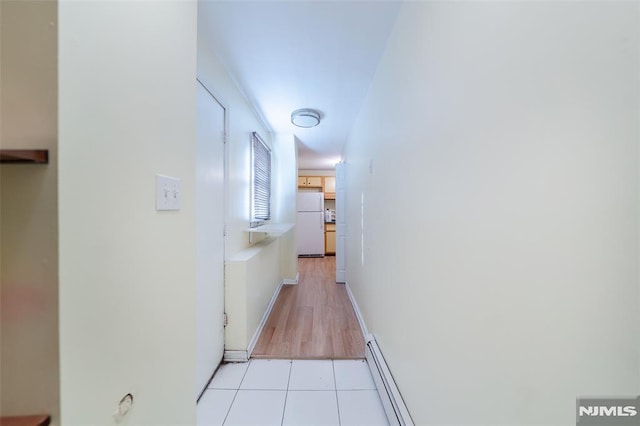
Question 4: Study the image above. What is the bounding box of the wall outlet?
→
[156,175,181,211]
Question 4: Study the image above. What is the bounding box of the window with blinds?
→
[251,132,271,223]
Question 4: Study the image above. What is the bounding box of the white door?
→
[196,80,225,397]
[335,163,347,283]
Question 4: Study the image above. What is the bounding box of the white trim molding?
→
[345,281,368,337]
[223,350,248,362]
[283,272,299,285]
[224,278,285,362]
[246,278,284,356]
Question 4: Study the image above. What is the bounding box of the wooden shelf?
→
[0,150,49,164]
[0,415,51,426]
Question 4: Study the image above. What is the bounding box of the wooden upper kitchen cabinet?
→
[323,176,335,199]
[298,176,323,188]
[298,175,336,200]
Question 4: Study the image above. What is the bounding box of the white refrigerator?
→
[297,192,325,256]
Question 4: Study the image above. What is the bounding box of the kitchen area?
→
[296,173,336,257]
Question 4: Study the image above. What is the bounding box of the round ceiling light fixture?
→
[291,108,321,128]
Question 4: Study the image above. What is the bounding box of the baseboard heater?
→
[366,335,414,426]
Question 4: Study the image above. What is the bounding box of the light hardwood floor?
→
[252,256,365,359]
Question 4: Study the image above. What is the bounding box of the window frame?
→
[250,132,272,226]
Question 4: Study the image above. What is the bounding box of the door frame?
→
[195,78,228,401]
[335,162,347,283]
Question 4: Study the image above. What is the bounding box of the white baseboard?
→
[283,272,299,285]
[223,350,248,362]
[246,278,285,357]
[366,336,414,426]
[345,281,368,337]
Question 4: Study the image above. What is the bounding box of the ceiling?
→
[198,1,402,170]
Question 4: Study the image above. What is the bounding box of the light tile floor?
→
[197,359,389,426]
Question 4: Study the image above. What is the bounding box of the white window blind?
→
[251,132,271,222]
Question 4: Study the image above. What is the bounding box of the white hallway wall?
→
[197,34,296,261]
[197,35,271,259]
[343,2,639,425]
[59,2,198,424]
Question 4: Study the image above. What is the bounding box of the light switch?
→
[156,175,181,211]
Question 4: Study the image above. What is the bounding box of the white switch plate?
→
[156,175,181,211]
